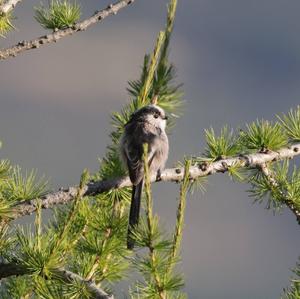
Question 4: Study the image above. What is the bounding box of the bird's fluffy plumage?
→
[120,104,169,249]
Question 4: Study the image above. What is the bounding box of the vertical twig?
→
[139,32,165,104]
[167,159,190,274]
[34,198,42,252]
[160,0,177,63]
[143,144,153,233]
[143,144,165,299]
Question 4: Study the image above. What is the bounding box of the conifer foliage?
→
[0,0,299,298]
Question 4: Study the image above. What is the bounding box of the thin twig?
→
[0,0,22,14]
[11,143,300,221]
[139,31,165,104]
[143,144,165,299]
[0,0,136,60]
[167,160,190,274]
[34,199,42,252]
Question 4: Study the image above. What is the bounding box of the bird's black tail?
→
[127,179,143,249]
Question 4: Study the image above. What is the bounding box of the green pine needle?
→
[0,13,14,37]
[34,0,81,30]
[0,160,10,180]
[0,196,15,219]
[139,31,165,104]
[286,166,300,212]
[98,150,127,180]
[0,223,13,255]
[277,106,300,142]
[63,277,95,299]
[131,216,171,250]
[4,166,48,202]
[227,161,245,182]
[0,276,32,299]
[248,162,285,211]
[34,276,68,299]
[281,259,300,299]
[188,175,207,194]
[204,126,240,160]
[248,172,282,210]
[177,157,208,194]
[127,54,183,127]
[239,120,288,152]
[15,225,62,278]
[163,273,184,292]
[248,161,300,212]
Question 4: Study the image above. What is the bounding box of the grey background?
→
[1,0,300,298]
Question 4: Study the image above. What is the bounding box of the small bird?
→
[120,104,169,249]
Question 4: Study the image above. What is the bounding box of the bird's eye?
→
[154,114,159,119]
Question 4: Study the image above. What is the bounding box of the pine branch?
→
[56,268,114,299]
[259,163,300,224]
[0,0,135,60]
[0,0,22,14]
[139,31,165,104]
[0,263,113,299]
[0,261,27,278]
[11,143,300,221]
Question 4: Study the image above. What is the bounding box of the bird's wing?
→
[123,124,156,185]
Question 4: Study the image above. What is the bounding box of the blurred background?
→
[1,0,300,298]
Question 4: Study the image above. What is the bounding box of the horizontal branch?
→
[0,261,26,278]
[13,143,300,222]
[0,0,22,14]
[0,262,113,299]
[0,0,135,60]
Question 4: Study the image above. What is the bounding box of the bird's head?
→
[130,105,168,130]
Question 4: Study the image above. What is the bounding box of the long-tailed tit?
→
[120,105,169,249]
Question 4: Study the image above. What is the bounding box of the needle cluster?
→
[34,0,81,30]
